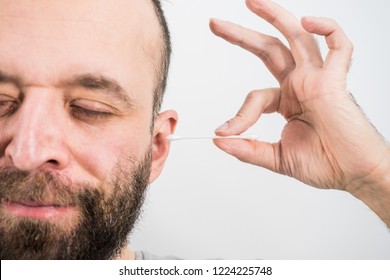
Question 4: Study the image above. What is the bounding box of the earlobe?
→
[149,110,178,184]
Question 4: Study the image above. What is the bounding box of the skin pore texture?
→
[0,0,177,259]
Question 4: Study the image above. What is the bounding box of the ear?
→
[149,110,178,184]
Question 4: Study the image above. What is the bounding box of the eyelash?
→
[0,100,18,117]
[0,100,114,121]
[70,105,114,120]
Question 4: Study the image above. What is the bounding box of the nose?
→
[3,90,71,171]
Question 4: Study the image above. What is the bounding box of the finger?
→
[215,88,281,136]
[246,0,323,66]
[210,18,295,82]
[301,16,353,73]
[213,137,280,173]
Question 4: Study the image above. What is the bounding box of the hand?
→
[210,0,390,223]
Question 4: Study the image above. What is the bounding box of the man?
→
[0,0,389,260]
[0,0,178,260]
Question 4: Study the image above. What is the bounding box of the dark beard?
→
[0,151,151,260]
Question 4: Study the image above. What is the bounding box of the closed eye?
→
[70,104,114,119]
[69,99,116,121]
[0,99,18,117]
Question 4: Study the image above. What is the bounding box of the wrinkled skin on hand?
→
[211,0,390,225]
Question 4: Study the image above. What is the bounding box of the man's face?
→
[0,0,176,259]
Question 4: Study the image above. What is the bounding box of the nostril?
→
[47,159,59,165]
[3,130,70,170]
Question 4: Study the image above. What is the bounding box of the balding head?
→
[0,0,171,118]
[0,0,177,260]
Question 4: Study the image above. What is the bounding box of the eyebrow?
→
[63,74,134,108]
[0,71,21,86]
[0,70,134,108]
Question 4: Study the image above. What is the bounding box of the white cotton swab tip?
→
[166,134,259,141]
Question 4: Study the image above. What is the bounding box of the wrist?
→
[348,148,390,227]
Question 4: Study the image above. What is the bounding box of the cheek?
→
[70,120,152,182]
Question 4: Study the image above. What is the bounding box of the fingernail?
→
[215,122,229,132]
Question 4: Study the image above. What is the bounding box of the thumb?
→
[213,138,280,173]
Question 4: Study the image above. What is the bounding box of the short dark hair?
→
[150,0,171,118]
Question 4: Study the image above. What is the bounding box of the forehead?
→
[0,0,161,95]
[0,0,158,39]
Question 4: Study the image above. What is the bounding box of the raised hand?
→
[210,0,390,225]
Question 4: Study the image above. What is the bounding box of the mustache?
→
[0,168,86,207]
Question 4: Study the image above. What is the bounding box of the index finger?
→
[246,0,323,66]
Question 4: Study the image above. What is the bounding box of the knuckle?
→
[338,38,354,54]
[345,40,354,52]
[255,49,270,62]
[255,36,282,61]
[287,29,306,41]
[246,90,260,101]
[236,33,248,48]
[269,36,282,45]
[235,111,248,121]
[328,18,338,27]
[265,36,284,49]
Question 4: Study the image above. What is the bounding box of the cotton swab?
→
[166,134,259,141]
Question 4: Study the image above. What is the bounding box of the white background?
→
[131,0,390,259]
